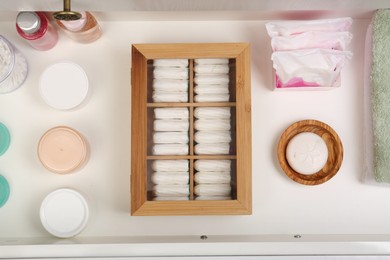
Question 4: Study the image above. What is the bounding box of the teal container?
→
[0,122,10,156]
[0,175,10,207]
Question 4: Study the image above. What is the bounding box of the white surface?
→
[286,132,329,175]
[0,9,388,257]
[40,188,89,238]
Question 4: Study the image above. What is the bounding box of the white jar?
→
[0,35,28,94]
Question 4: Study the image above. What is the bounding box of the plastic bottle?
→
[56,12,102,43]
[16,12,58,51]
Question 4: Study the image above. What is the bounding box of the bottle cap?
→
[16,12,41,34]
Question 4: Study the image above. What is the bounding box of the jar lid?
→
[0,175,10,208]
[0,122,10,156]
[16,12,41,34]
[40,188,89,238]
[39,61,89,110]
[38,126,88,174]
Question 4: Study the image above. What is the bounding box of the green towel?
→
[371,10,390,183]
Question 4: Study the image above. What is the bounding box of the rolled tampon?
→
[152,92,188,103]
[194,160,231,172]
[153,67,189,80]
[194,84,229,94]
[151,171,189,185]
[153,79,188,92]
[194,94,230,102]
[195,196,232,201]
[194,119,231,131]
[153,131,189,144]
[194,74,230,85]
[194,64,229,74]
[153,196,189,201]
[195,143,230,155]
[154,119,189,131]
[195,58,229,65]
[194,107,231,119]
[154,107,189,119]
[153,59,189,67]
[194,184,231,196]
[152,160,189,172]
[194,131,231,143]
[194,171,231,184]
[153,184,190,196]
[152,144,189,155]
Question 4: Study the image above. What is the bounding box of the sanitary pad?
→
[153,131,189,144]
[152,79,188,92]
[194,160,231,172]
[194,131,231,143]
[153,67,189,80]
[152,91,188,102]
[154,119,189,131]
[194,184,231,196]
[194,74,230,85]
[194,94,230,102]
[153,59,189,67]
[154,107,189,119]
[194,171,231,184]
[153,184,190,197]
[194,64,229,74]
[194,107,231,119]
[152,160,189,172]
[194,58,229,65]
[194,119,231,131]
[194,84,229,94]
[151,171,189,185]
[195,143,230,155]
[152,144,189,155]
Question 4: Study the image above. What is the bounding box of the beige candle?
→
[38,126,89,174]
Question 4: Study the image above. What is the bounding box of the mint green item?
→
[0,122,10,156]
[371,10,390,183]
[0,175,10,207]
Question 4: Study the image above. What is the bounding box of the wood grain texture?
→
[131,43,252,215]
[277,119,343,186]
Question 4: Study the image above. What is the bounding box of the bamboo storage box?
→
[131,43,251,215]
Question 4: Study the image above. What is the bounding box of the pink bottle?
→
[16,12,58,51]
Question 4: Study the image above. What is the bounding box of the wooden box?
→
[131,43,252,215]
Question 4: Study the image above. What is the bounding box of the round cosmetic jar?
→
[40,188,89,238]
[0,174,10,208]
[0,122,11,156]
[38,126,89,174]
[39,61,89,110]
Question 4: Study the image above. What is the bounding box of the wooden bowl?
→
[277,119,343,185]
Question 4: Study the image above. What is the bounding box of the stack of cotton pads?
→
[152,59,189,102]
[151,160,190,200]
[194,59,230,102]
[152,108,189,155]
[194,160,232,200]
[194,107,231,155]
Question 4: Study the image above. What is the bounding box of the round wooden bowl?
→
[277,119,343,185]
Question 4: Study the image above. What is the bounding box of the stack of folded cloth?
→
[194,59,230,102]
[152,59,189,102]
[265,17,353,89]
[151,159,190,200]
[194,107,231,155]
[194,159,232,200]
[152,107,189,155]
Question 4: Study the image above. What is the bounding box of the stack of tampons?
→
[151,160,190,200]
[194,107,231,155]
[194,59,230,102]
[152,59,189,102]
[194,160,232,200]
[152,107,189,156]
[266,17,353,89]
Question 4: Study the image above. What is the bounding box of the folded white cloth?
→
[195,196,232,200]
[194,171,231,184]
[194,74,230,85]
[195,143,230,155]
[153,196,189,201]
[152,91,188,103]
[152,160,189,172]
[194,94,230,102]
[194,160,231,172]
[153,79,188,92]
[195,58,229,65]
[194,64,229,74]
[153,144,189,155]
[194,84,229,94]
[153,67,189,80]
[151,171,189,185]
[153,59,189,67]
[194,131,231,143]
[154,119,189,131]
[194,119,231,131]
[194,107,231,119]
[153,131,189,144]
[154,108,189,119]
[194,184,231,196]
[153,184,190,196]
